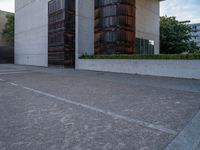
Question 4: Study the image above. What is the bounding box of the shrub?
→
[80,54,200,60]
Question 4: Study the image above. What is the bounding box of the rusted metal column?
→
[48,0,75,67]
[95,0,136,54]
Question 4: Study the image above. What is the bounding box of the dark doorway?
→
[0,46,14,64]
[48,0,75,68]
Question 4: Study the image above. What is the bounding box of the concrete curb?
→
[164,111,200,150]
[77,59,200,79]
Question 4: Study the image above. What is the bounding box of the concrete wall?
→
[136,0,160,54]
[77,59,200,79]
[0,10,9,47]
[15,0,48,66]
[75,0,94,68]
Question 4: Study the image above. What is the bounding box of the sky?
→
[160,0,200,23]
[0,0,199,23]
[0,0,14,13]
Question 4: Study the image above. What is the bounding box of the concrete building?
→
[15,0,162,67]
[189,23,200,47]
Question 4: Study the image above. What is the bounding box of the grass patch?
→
[80,54,200,60]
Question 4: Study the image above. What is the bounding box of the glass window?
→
[136,38,155,54]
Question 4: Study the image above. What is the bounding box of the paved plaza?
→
[0,64,199,150]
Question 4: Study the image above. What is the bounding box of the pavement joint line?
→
[0,69,32,72]
[164,111,200,150]
[0,71,39,75]
[7,82,19,86]
[19,84,177,135]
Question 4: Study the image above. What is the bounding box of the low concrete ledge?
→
[77,59,200,79]
[165,111,200,150]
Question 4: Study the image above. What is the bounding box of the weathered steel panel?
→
[95,0,136,54]
[48,0,75,67]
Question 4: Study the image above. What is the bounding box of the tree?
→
[188,41,200,53]
[1,14,14,46]
[160,16,199,54]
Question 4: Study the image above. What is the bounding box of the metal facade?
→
[95,0,136,54]
[48,0,75,67]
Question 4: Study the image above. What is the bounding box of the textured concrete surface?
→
[15,0,48,66]
[78,59,200,79]
[0,64,200,150]
[136,0,160,54]
[165,111,200,150]
[75,0,94,68]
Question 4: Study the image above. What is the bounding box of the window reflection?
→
[136,38,155,54]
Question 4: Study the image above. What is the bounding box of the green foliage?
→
[160,16,200,54]
[188,41,200,53]
[1,14,14,46]
[80,54,200,60]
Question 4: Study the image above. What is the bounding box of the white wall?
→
[78,59,200,79]
[136,0,160,54]
[15,0,48,66]
[75,0,94,68]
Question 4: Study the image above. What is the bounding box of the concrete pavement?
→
[0,64,199,150]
